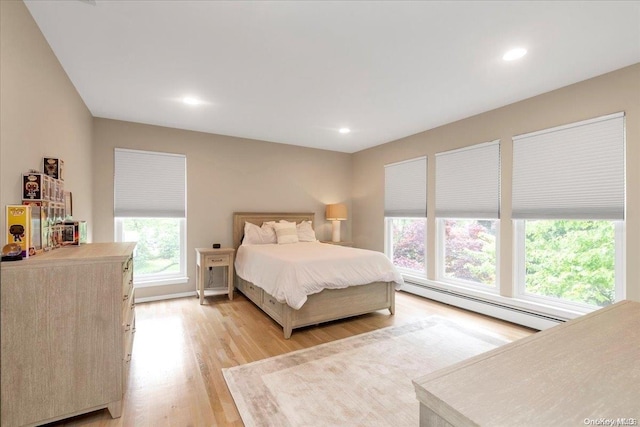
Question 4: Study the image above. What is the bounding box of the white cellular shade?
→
[114,148,186,218]
[436,141,500,219]
[384,156,427,217]
[512,112,624,220]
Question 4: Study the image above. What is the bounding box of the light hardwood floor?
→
[43,291,535,427]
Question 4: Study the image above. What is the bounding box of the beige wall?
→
[0,0,94,238]
[92,118,352,299]
[352,63,640,302]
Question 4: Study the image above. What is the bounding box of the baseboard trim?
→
[402,282,564,330]
[135,291,196,303]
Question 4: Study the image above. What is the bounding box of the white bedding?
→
[235,241,404,310]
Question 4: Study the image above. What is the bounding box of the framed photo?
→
[64,191,73,219]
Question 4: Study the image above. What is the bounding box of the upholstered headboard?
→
[232,212,315,250]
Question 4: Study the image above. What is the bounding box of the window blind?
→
[435,141,500,219]
[384,156,427,217]
[114,148,186,218]
[512,112,624,220]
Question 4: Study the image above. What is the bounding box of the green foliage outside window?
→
[122,218,181,276]
[525,220,615,307]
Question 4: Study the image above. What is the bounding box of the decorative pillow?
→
[242,222,277,245]
[273,221,299,244]
[261,221,278,242]
[296,220,317,242]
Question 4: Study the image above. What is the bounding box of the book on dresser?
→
[0,242,136,427]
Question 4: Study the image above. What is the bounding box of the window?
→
[435,141,500,288]
[515,219,622,308]
[439,219,498,287]
[386,217,426,274]
[384,157,427,276]
[513,113,625,308]
[114,149,187,286]
[115,217,186,284]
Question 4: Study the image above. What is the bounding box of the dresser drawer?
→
[122,257,133,300]
[122,278,133,304]
[123,288,135,334]
[123,303,135,366]
[123,318,135,363]
[205,254,229,267]
[123,318,135,389]
[122,355,132,392]
[262,295,284,322]
[122,256,133,277]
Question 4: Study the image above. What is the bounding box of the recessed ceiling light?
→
[182,96,202,106]
[503,48,527,61]
[339,128,351,134]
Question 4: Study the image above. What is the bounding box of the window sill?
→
[134,276,189,288]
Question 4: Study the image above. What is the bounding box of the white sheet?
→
[235,242,404,310]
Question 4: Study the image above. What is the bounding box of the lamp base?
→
[331,220,341,243]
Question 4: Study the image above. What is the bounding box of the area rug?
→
[222,316,509,427]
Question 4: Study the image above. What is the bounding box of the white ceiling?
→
[24,1,640,153]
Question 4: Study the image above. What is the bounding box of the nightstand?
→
[195,247,235,304]
[320,241,354,247]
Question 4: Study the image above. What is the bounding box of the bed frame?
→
[233,212,395,339]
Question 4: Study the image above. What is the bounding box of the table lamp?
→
[325,203,347,242]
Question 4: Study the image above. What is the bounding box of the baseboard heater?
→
[402,281,566,331]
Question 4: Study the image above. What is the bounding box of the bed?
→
[232,212,403,338]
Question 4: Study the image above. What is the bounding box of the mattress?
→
[235,241,404,310]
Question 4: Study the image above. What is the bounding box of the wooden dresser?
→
[0,242,136,427]
[413,300,640,426]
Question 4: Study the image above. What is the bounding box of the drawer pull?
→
[210,258,224,263]
[124,323,131,332]
[268,298,275,305]
[123,293,129,301]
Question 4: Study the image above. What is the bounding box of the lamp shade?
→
[326,203,347,221]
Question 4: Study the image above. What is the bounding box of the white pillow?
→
[296,220,317,242]
[273,221,299,244]
[242,222,277,245]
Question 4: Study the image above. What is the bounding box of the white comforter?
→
[235,242,404,310]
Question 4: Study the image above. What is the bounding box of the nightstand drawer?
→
[205,254,229,267]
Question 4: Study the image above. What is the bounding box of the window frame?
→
[513,219,625,311]
[114,217,188,287]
